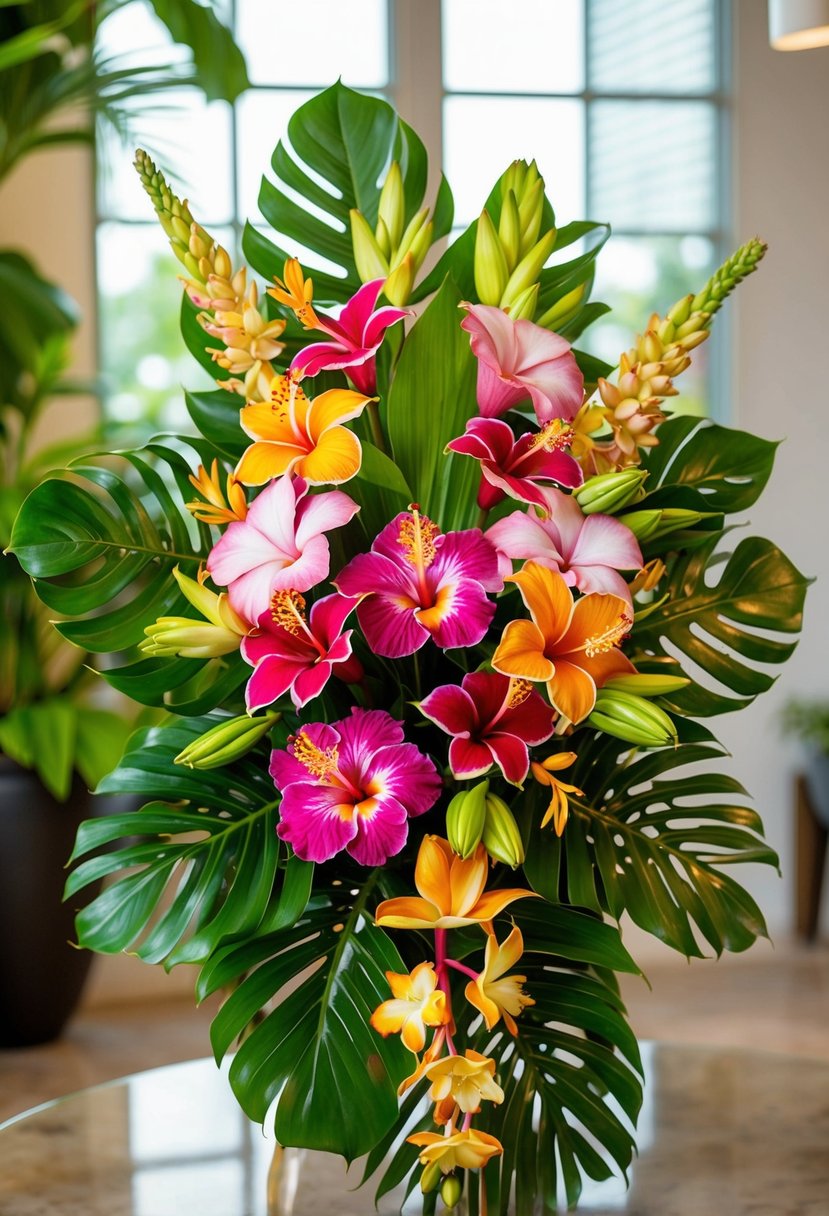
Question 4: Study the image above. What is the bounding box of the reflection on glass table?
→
[2,1044,828,1215]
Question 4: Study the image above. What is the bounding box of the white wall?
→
[717,0,829,936]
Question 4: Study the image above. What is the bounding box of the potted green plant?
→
[0,0,249,1045]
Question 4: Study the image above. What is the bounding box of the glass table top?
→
[2,1042,828,1215]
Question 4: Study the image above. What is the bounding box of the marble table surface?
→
[1,1042,827,1215]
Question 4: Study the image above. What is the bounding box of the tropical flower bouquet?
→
[10,83,809,1213]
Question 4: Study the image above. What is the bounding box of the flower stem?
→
[367,398,387,454]
[445,958,479,982]
[475,506,488,531]
[434,928,458,1056]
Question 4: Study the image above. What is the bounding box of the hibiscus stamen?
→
[270,373,307,444]
[291,730,340,780]
[398,505,439,601]
[584,612,632,657]
[530,418,576,453]
[506,677,533,709]
[270,589,308,635]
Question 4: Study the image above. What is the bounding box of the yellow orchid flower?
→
[408,1128,503,1177]
[235,373,372,487]
[374,835,537,931]
[420,1049,504,1115]
[369,961,450,1053]
[268,257,319,329]
[530,751,583,836]
[464,925,535,1036]
[186,459,247,525]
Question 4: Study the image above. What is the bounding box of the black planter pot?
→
[0,759,98,1047]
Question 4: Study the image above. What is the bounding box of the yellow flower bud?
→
[377,161,405,252]
[499,228,556,310]
[535,280,588,331]
[505,282,538,322]
[474,209,509,306]
[498,189,521,271]
[350,209,389,282]
[440,1174,463,1209]
[575,469,648,515]
[383,252,416,307]
[603,673,691,697]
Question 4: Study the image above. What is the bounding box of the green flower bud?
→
[575,469,648,515]
[506,282,539,322]
[383,253,416,307]
[482,793,525,868]
[420,1161,442,1194]
[588,690,677,748]
[499,228,556,309]
[350,209,389,282]
[378,161,405,252]
[498,189,521,271]
[440,1172,464,1208]
[396,206,430,260]
[446,779,489,859]
[174,711,281,770]
[535,280,588,331]
[403,217,434,272]
[603,673,691,697]
[375,216,392,260]
[474,209,510,306]
[620,508,707,542]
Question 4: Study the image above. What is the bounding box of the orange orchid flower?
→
[186,459,247,525]
[408,1128,503,1176]
[235,373,372,487]
[374,835,537,931]
[531,751,584,836]
[464,925,535,1035]
[369,961,449,1053]
[492,561,635,724]
[420,1048,504,1114]
[268,257,319,329]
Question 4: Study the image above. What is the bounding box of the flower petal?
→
[294,487,360,548]
[308,592,361,648]
[356,592,429,658]
[471,887,540,919]
[276,783,357,863]
[492,619,555,682]
[369,742,442,818]
[419,683,478,736]
[306,388,371,437]
[235,440,301,486]
[291,660,332,708]
[485,732,529,784]
[296,426,362,486]
[336,707,404,774]
[415,835,454,911]
[348,794,410,866]
[244,652,307,712]
[509,562,574,648]
[374,896,442,929]
[448,736,495,779]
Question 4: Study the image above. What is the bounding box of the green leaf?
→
[633,534,810,716]
[146,0,249,102]
[184,387,247,461]
[641,416,779,514]
[0,697,75,800]
[385,276,479,525]
[66,716,279,966]
[350,441,412,540]
[526,724,779,956]
[74,708,133,790]
[9,443,215,707]
[245,81,450,304]
[200,876,411,1162]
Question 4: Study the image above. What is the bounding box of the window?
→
[96,0,728,428]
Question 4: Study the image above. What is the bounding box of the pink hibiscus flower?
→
[290,279,407,395]
[242,591,363,712]
[461,303,584,425]
[270,708,441,866]
[419,672,555,785]
[486,487,643,606]
[446,416,582,511]
[334,508,502,658]
[207,474,359,624]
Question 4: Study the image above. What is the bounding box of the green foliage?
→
[243,81,452,304]
[199,876,411,1161]
[522,722,777,956]
[66,716,282,965]
[0,700,132,800]
[781,699,829,754]
[145,0,249,103]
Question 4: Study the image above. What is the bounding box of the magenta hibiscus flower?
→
[242,591,362,712]
[207,474,359,624]
[446,416,583,511]
[419,671,555,785]
[334,508,502,658]
[290,279,407,395]
[270,708,441,866]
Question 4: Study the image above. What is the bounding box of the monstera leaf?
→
[523,722,778,956]
[197,875,411,1162]
[632,533,810,716]
[365,902,642,1214]
[64,716,299,967]
[243,81,453,304]
[7,440,244,711]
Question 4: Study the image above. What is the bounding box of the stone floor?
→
[1,937,827,1127]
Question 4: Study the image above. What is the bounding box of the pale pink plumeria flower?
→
[486,487,642,607]
[207,474,359,624]
[460,303,584,425]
